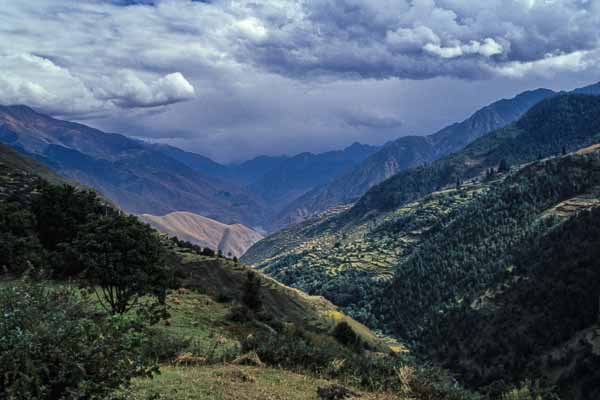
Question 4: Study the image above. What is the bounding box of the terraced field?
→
[243,178,488,323]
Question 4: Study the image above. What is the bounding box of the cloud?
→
[97,71,196,108]
[0,0,599,161]
[2,0,599,111]
[0,52,196,116]
[340,108,404,130]
[237,0,599,80]
[0,53,105,116]
[424,38,504,59]
[494,50,596,78]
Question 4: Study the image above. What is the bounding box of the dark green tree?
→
[242,271,262,311]
[31,184,105,251]
[72,214,172,315]
[0,202,45,274]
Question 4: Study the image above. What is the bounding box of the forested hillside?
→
[351,94,600,219]
[423,205,600,400]
[245,95,600,399]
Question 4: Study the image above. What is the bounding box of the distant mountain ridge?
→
[0,105,378,231]
[272,83,600,229]
[0,105,267,227]
[248,143,378,208]
[2,81,599,233]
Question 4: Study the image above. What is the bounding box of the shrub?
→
[140,328,190,362]
[242,271,262,311]
[227,304,253,323]
[332,321,362,350]
[317,384,356,400]
[0,282,158,400]
[244,324,480,398]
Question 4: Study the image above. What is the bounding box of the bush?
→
[140,328,191,362]
[0,282,158,400]
[244,324,480,398]
[227,304,253,323]
[332,321,362,350]
[242,271,262,311]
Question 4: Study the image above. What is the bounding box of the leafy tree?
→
[201,247,216,257]
[0,202,45,274]
[72,214,172,315]
[242,270,262,311]
[31,184,106,251]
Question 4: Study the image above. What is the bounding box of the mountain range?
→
[271,83,600,229]
[1,81,599,243]
[243,93,600,399]
[0,105,378,233]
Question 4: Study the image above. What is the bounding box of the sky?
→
[1,0,599,163]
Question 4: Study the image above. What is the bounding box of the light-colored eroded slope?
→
[140,211,263,258]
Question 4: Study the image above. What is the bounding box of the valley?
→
[244,94,600,399]
[2,86,600,400]
[3,2,600,399]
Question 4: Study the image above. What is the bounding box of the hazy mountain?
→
[0,105,380,231]
[273,88,558,229]
[351,94,600,219]
[139,211,263,258]
[249,142,378,208]
[274,84,600,230]
[229,155,290,185]
[153,144,231,179]
[160,142,377,210]
[0,105,267,227]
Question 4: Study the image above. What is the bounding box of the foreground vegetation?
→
[0,154,480,399]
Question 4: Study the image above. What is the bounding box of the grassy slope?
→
[127,286,397,400]
[0,142,405,399]
[169,244,394,352]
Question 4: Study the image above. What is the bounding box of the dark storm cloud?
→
[0,0,599,161]
[234,0,600,80]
